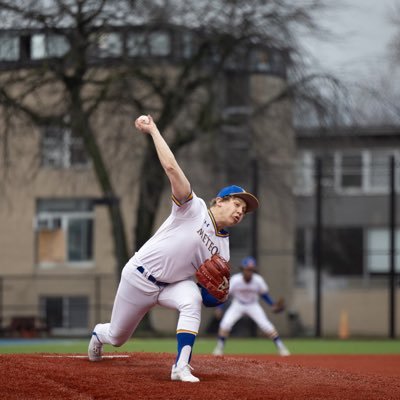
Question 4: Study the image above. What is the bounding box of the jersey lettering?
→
[197,228,219,255]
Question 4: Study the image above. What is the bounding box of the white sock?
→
[176,345,192,368]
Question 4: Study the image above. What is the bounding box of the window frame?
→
[0,33,20,61]
[41,125,89,169]
[293,151,314,196]
[40,295,89,332]
[90,31,123,58]
[126,30,171,57]
[365,228,400,274]
[35,209,94,268]
[295,149,400,196]
[335,151,364,194]
[31,33,69,60]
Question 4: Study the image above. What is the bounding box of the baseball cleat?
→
[278,346,290,357]
[212,346,224,356]
[171,364,200,382]
[88,332,103,361]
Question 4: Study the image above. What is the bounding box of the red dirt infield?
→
[0,353,399,399]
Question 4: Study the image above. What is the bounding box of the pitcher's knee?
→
[179,291,202,314]
[177,293,202,328]
[108,332,130,347]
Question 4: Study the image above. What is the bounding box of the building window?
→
[295,227,364,279]
[41,125,88,168]
[31,33,69,59]
[40,296,88,330]
[35,199,94,267]
[181,31,194,58]
[251,48,271,72]
[366,229,400,273]
[0,33,19,61]
[91,32,123,58]
[296,149,400,195]
[338,152,363,191]
[322,228,364,276]
[126,31,171,57]
[367,150,394,191]
[294,151,314,195]
[225,71,249,107]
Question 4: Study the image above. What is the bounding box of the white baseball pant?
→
[219,299,278,337]
[93,261,202,346]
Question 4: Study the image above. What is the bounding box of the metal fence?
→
[0,155,399,339]
[292,154,400,338]
[0,274,116,337]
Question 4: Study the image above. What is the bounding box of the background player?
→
[88,115,259,382]
[213,256,290,356]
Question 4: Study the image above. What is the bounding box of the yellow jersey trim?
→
[172,191,194,207]
[176,329,198,335]
[208,209,229,237]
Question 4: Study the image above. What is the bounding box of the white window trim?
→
[293,150,314,196]
[335,150,365,195]
[310,149,400,196]
[366,228,400,273]
[367,149,399,194]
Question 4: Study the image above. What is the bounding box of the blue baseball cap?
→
[241,256,257,269]
[216,185,259,213]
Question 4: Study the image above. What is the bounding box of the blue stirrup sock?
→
[176,332,196,367]
[273,336,285,350]
[217,335,226,347]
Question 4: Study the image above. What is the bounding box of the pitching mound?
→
[1,353,399,399]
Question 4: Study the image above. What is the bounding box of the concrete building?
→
[293,126,400,336]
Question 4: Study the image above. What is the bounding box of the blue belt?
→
[137,266,169,287]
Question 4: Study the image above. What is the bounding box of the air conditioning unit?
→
[35,216,62,231]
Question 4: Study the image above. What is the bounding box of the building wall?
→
[293,286,400,336]
[250,75,295,336]
[297,195,400,227]
[0,107,137,333]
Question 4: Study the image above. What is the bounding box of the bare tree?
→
[0,0,342,274]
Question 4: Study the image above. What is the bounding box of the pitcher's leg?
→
[158,280,202,382]
[92,270,157,347]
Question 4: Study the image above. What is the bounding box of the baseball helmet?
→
[241,256,257,269]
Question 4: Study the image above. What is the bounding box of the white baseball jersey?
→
[131,191,230,283]
[229,272,269,304]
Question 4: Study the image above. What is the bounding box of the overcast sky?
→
[302,0,398,83]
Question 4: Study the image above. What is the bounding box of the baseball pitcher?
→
[88,115,259,382]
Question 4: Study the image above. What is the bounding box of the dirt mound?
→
[0,353,399,399]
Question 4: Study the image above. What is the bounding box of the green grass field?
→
[0,338,399,355]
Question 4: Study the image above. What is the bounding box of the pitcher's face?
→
[218,196,246,227]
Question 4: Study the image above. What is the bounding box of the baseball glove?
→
[271,297,285,313]
[196,254,231,302]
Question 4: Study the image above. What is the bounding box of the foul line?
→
[43,355,130,359]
